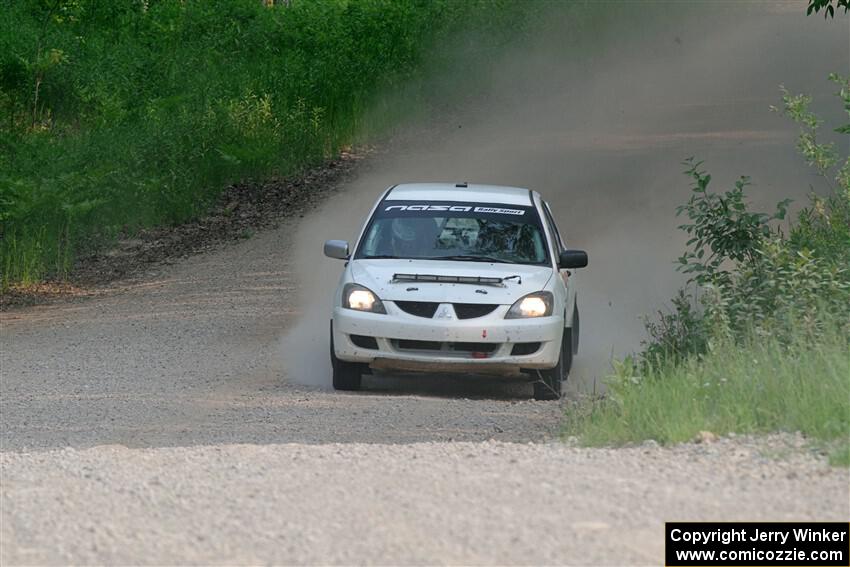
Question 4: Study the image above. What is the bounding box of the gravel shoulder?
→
[2,437,847,566]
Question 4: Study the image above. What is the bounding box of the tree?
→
[807,0,850,17]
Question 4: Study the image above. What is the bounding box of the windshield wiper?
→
[362,254,399,259]
[425,255,517,264]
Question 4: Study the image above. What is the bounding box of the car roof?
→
[385,183,535,206]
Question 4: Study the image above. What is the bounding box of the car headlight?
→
[505,291,554,319]
[342,283,386,314]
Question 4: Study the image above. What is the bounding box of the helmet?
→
[391,217,439,256]
[391,218,419,242]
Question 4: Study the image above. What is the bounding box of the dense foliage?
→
[0,0,532,287]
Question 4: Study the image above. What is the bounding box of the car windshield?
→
[355,201,549,265]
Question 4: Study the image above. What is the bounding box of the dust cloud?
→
[280,2,848,394]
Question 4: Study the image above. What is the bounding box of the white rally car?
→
[323,183,588,400]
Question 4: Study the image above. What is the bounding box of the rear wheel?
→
[330,322,363,391]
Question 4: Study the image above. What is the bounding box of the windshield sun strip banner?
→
[376,201,532,218]
[383,204,527,216]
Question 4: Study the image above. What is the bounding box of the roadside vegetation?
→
[565,75,850,465]
[0,0,539,289]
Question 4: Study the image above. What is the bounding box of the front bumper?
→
[332,302,564,377]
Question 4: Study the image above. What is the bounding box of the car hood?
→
[350,259,554,304]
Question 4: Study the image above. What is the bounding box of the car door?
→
[541,201,576,325]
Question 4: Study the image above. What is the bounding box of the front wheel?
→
[572,302,580,355]
[330,322,363,391]
[533,332,567,401]
[562,326,574,375]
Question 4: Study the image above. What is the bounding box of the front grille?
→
[453,303,499,319]
[395,301,498,319]
[511,342,541,355]
[395,339,442,351]
[350,335,378,350]
[395,301,440,318]
[394,340,498,353]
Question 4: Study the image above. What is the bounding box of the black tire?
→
[330,322,362,391]
[533,332,566,401]
[562,326,574,375]
[571,302,580,355]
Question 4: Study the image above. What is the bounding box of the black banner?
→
[666,522,849,566]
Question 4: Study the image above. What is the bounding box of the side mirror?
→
[558,249,588,269]
[324,240,350,259]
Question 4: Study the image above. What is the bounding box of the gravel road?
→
[2,438,847,566]
[1,5,848,566]
[0,221,562,451]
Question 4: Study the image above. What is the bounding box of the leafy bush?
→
[675,161,791,290]
[567,76,850,462]
[642,75,850,366]
[781,74,850,268]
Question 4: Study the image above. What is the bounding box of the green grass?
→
[829,443,850,467]
[564,326,850,465]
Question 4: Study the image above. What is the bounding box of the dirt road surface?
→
[1,4,848,565]
[2,438,846,565]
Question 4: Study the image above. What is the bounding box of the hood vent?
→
[392,273,505,286]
